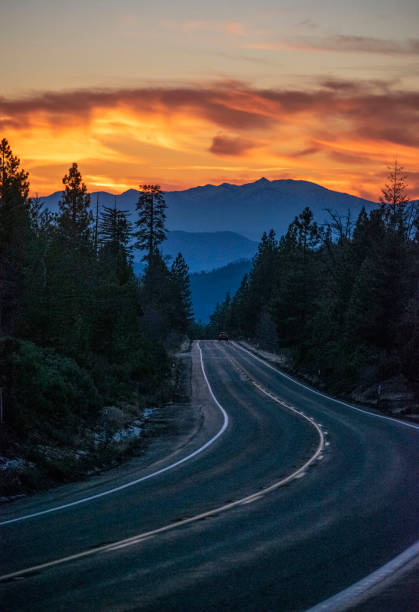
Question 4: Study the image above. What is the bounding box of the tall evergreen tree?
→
[243,229,279,336]
[134,185,167,262]
[93,194,100,254]
[51,163,94,355]
[273,208,319,348]
[19,201,56,345]
[170,252,193,332]
[379,161,409,207]
[100,204,132,256]
[229,273,250,337]
[99,202,133,284]
[0,139,30,336]
[58,162,93,244]
[140,249,173,340]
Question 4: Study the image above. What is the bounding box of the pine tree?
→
[49,163,95,355]
[93,195,99,254]
[140,249,173,340]
[100,203,132,257]
[272,208,319,348]
[244,229,279,336]
[58,162,93,244]
[343,172,414,381]
[170,252,193,332]
[19,201,56,345]
[0,139,30,336]
[99,202,133,284]
[134,185,167,262]
[379,161,409,207]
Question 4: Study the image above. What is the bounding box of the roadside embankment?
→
[0,341,194,500]
[236,340,419,422]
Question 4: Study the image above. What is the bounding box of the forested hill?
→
[191,260,253,322]
[208,182,419,414]
[39,178,376,241]
[161,231,257,273]
[0,143,193,494]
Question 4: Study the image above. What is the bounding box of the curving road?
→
[1,340,418,611]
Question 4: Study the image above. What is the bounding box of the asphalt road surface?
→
[1,340,418,611]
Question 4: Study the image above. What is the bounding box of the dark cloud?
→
[1,80,419,148]
[209,134,256,156]
[0,86,271,132]
[343,91,419,146]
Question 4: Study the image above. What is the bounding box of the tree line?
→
[0,139,192,445]
[208,164,419,398]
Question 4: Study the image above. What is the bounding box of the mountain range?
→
[41,178,380,320]
[161,231,257,273]
[132,230,257,274]
[39,178,377,242]
[190,260,253,322]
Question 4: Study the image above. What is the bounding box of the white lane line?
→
[231,342,419,610]
[305,540,419,612]
[0,343,324,583]
[232,342,419,431]
[0,343,229,527]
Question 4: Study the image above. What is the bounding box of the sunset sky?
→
[1,0,418,199]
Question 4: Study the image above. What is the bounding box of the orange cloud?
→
[1,80,418,200]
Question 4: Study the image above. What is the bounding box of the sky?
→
[1,0,418,199]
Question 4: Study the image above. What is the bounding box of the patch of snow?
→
[112,425,142,443]
[0,457,24,471]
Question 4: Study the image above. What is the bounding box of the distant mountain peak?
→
[219,182,239,189]
[39,178,376,241]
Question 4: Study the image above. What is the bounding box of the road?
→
[1,340,418,611]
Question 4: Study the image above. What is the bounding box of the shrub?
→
[0,337,101,439]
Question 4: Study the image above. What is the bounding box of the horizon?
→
[36,176,381,201]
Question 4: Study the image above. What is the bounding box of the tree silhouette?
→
[379,161,409,207]
[170,252,193,331]
[58,162,93,244]
[0,138,30,336]
[99,202,133,284]
[134,185,167,262]
[100,203,132,257]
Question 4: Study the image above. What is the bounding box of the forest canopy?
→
[0,140,192,453]
[208,164,419,401]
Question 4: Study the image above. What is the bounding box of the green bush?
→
[0,337,101,439]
